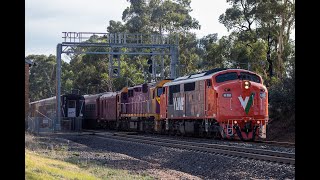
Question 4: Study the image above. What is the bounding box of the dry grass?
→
[26,150,98,180]
[25,132,153,180]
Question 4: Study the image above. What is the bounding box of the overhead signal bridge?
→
[55,32,179,131]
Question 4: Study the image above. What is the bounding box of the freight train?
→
[29,68,268,141]
[29,93,85,131]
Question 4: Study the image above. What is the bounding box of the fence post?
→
[37,118,40,135]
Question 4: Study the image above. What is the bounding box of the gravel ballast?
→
[26,132,295,179]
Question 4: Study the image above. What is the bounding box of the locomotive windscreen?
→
[215,72,238,83]
[169,85,180,105]
[157,88,163,97]
[239,72,261,83]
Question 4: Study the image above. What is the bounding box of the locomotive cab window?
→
[68,100,76,108]
[134,87,141,92]
[215,72,238,83]
[169,84,180,105]
[184,82,195,91]
[206,79,212,87]
[142,84,148,93]
[157,88,163,97]
[128,90,134,97]
[122,92,128,100]
[239,72,261,83]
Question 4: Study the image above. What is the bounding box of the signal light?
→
[147,51,153,64]
[112,68,119,77]
[147,51,153,73]
[148,65,152,73]
[113,49,119,58]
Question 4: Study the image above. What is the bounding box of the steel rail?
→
[81,130,295,165]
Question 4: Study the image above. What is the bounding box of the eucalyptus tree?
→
[199,33,229,69]
[219,0,295,79]
[27,54,73,101]
[121,0,200,34]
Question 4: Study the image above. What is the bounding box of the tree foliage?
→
[27,54,73,101]
[219,0,295,79]
[120,0,200,34]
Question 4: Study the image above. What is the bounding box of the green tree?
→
[219,0,295,79]
[27,54,73,101]
[107,20,127,33]
[178,32,202,75]
[120,0,200,34]
[199,33,230,69]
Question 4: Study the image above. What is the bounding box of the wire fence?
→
[27,115,83,134]
[27,116,54,135]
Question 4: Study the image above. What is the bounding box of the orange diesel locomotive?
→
[159,68,268,141]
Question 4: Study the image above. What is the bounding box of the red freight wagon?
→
[99,92,118,129]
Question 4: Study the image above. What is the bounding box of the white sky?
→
[25,0,232,59]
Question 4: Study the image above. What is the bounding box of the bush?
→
[267,75,295,141]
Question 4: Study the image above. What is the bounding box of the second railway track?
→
[82,130,295,165]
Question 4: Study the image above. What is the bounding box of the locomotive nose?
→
[216,78,268,141]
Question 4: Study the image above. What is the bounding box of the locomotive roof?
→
[163,68,250,86]
[100,92,117,98]
[30,93,86,104]
[128,82,156,90]
[29,96,56,104]
[84,93,103,100]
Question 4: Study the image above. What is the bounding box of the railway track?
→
[82,129,295,147]
[253,140,295,147]
[82,130,295,165]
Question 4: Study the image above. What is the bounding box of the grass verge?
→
[25,135,153,180]
[26,150,98,180]
[26,150,153,180]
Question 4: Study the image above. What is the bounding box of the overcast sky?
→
[25,0,232,58]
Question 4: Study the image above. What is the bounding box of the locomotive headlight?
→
[244,81,250,89]
[260,92,266,98]
[223,93,232,98]
[257,121,260,124]
[234,120,237,124]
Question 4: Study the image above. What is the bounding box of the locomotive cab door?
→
[67,100,76,117]
[205,79,215,116]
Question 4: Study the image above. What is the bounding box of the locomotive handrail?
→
[121,100,153,114]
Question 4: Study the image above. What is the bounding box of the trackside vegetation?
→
[25,133,153,180]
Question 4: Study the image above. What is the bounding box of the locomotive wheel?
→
[213,131,222,140]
